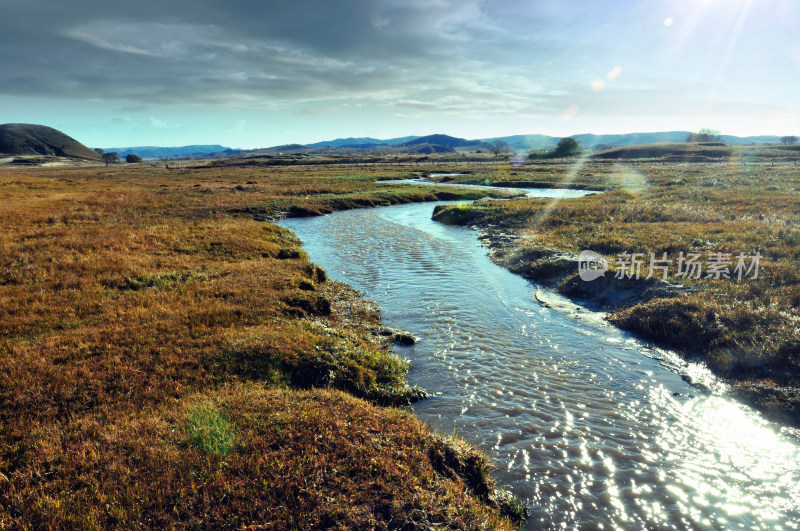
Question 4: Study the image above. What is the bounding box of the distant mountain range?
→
[101,145,231,159]
[307,136,419,148]
[1,123,788,163]
[263,131,784,156]
[224,134,494,157]
[100,132,790,159]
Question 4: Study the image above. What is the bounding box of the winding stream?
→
[279,192,800,530]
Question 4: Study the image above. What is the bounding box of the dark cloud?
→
[1,0,541,107]
[2,0,796,135]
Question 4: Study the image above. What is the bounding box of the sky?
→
[1,0,798,149]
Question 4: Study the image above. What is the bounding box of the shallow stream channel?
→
[278,184,800,530]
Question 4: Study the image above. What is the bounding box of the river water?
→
[278,192,800,530]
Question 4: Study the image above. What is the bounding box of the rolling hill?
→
[399,134,482,149]
[307,136,419,148]
[304,134,489,153]
[0,123,101,160]
[590,142,733,161]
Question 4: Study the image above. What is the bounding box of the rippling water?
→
[279,196,800,530]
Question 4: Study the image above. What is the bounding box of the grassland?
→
[431,152,800,425]
[0,163,523,528]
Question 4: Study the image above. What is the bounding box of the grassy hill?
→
[0,123,101,160]
[400,134,490,152]
[307,136,420,148]
[591,142,733,161]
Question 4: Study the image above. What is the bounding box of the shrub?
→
[102,152,120,165]
[528,137,580,160]
[686,128,722,142]
[554,137,580,156]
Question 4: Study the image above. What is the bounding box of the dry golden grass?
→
[0,164,519,528]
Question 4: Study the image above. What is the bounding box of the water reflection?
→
[279,198,800,530]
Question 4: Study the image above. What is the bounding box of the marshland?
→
[2,148,799,528]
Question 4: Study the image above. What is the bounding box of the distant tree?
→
[687,128,721,142]
[780,135,798,145]
[94,148,105,155]
[527,137,581,161]
[125,154,143,163]
[102,152,120,166]
[554,137,580,156]
[487,139,510,158]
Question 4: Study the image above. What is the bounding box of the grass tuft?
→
[184,401,236,455]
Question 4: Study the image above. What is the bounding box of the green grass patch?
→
[184,401,236,456]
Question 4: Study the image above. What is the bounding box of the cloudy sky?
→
[1,0,798,148]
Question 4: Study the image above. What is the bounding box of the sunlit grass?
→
[0,163,521,528]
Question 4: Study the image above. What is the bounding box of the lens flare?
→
[562,104,579,119]
[606,66,623,81]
